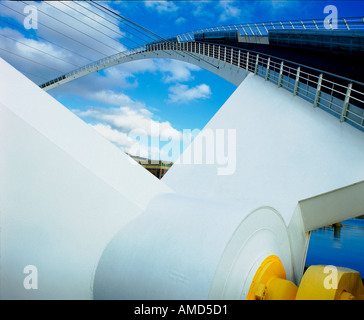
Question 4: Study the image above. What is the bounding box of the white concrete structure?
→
[1,56,364,300]
[164,74,364,221]
[94,73,364,299]
[0,58,172,299]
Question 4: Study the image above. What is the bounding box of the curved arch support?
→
[41,47,248,91]
[139,50,248,86]
[39,41,364,132]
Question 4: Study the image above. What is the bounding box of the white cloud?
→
[144,1,179,14]
[175,17,186,25]
[74,102,186,161]
[50,58,201,99]
[90,123,135,150]
[90,123,169,160]
[218,1,241,22]
[87,89,146,109]
[0,1,128,84]
[192,2,214,19]
[0,26,76,81]
[74,104,182,141]
[167,83,212,104]
[156,59,200,83]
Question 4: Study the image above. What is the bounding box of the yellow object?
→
[246,255,298,300]
[246,256,364,300]
[296,265,364,300]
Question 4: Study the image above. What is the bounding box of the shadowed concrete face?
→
[0,58,172,299]
[1,55,364,300]
[94,74,364,299]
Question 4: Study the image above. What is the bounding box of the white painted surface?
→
[0,59,172,299]
[2,57,364,300]
[94,194,291,300]
[164,73,364,226]
[162,73,364,288]
[95,72,364,300]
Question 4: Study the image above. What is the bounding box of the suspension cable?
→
[0,33,80,68]
[43,1,125,54]
[89,1,219,69]
[88,1,161,43]
[0,2,109,58]
[0,47,64,73]
[0,16,93,63]
[69,1,143,48]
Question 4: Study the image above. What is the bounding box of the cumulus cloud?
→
[49,58,201,100]
[90,122,170,160]
[49,59,158,98]
[144,1,179,14]
[74,103,185,160]
[175,17,186,25]
[0,1,210,161]
[90,123,135,150]
[74,104,182,141]
[167,83,212,104]
[192,2,214,19]
[218,1,241,22]
[87,89,146,109]
[0,1,128,83]
[156,59,201,83]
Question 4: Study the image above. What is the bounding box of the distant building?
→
[128,154,173,179]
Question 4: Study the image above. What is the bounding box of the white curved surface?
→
[93,194,291,300]
[0,58,172,299]
[94,72,364,300]
[2,55,364,300]
[208,206,291,299]
[163,72,364,285]
[164,73,364,225]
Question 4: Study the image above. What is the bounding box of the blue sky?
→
[0,1,363,161]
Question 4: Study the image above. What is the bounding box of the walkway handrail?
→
[40,39,364,132]
[165,41,364,130]
[156,41,364,130]
[174,16,364,41]
[39,45,148,89]
[40,16,364,90]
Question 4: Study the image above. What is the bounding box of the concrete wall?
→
[164,73,364,225]
[93,73,364,299]
[0,58,172,299]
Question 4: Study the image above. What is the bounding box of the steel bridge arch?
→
[41,42,248,91]
[40,40,364,132]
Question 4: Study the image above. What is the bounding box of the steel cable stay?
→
[75,1,155,47]
[89,0,219,69]
[0,33,80,68]
[0,46,64,74]
[0,16,93,63]
[1,0,362,129]
[39,40,364,131]
[43,1,126,55]
[69,1,143,48]
[18,0,119,57]
[0,2,110,59]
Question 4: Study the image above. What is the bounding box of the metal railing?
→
[40,16,364,90]
[39,45,148,89]
[146,41,364,131]
[174,17,364,41]
[39,18,364,132]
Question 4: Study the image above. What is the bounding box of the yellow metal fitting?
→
[246,255,298,300]
[296,265,364,300]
